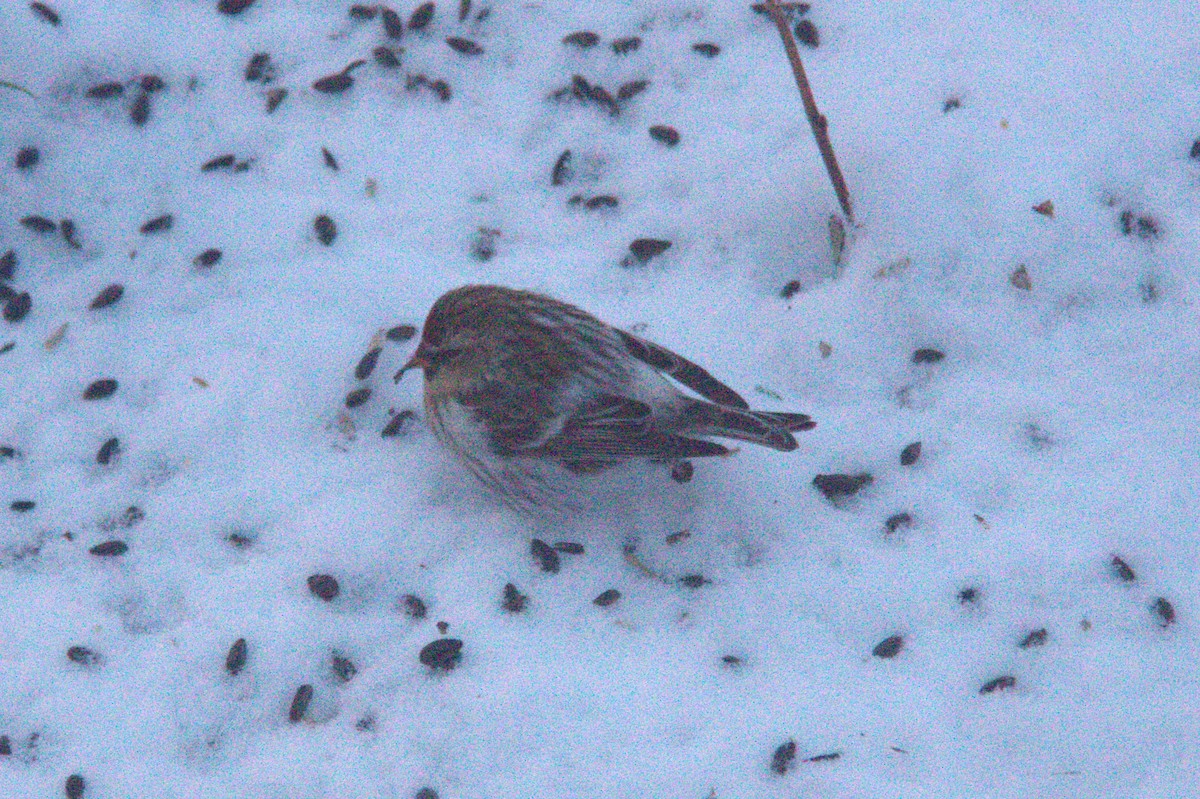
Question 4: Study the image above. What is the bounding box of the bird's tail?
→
[676,400,815,453]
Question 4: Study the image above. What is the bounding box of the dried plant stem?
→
[762,0,855,225]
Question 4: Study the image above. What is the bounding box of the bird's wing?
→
[531,393,730,473]
[615,329,750,409]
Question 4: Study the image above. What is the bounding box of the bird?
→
[395,285,814,514]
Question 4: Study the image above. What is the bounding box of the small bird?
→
[397,285,814,514]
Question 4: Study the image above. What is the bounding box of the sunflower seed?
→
[139,214,173,234]
[899,441,921,465]
[314,215,337,245]
[562,31,599,48]
[419,638,463,671]
[692,42,720,57]
[408,2,434,30]
[593,588,620,607]
[20,215,56,233]
[195,248,222,267]
[307,573,339,601]
[649,125,679,145]
[225,637,248,675]
[872,634,904,658]
[86,81,124,99]
[288,684,313,722]
[130,91,150,125]
[89,540,128,557]
[381,7,404,37]
[771,740,797,774]
[30,2,60,25]
[82,378,118,400]
[96,437,120,465]
[446,37,483,55]
[89,284,124,310]
[611,36,641,55]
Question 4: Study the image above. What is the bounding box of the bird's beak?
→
[394,344,430,383]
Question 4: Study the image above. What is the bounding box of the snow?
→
[3,0,1199,797]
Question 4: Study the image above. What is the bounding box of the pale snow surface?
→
[2,0,1199,797]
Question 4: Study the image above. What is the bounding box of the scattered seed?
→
[530,538,560,573]
[244,52,271,83]
[89,540,128,557]
[314,215,337,245]
[140,74,166,93]
[30,2,60,25]
[721,654,742,667]
[1190,139,1200,159]
[1111,555,1136,582]
[217,0,256,14]
[899,441,921,465]
[627,238,672,263]
[436,621,449,634]
[692,42,720,57]
[563,31,599,48]
[593,588,620,607]
[1018,628,1048,649]
[884,512,913,533]
[415,789,439,799]
[427,78,452,101]
[321,147,339,171]
[942,97,961,112]
[665,530,691,545]
[0,735,9,755]
[806,752,841,763]
[583,195,618,211]
[0,250,14,279]
[349,4,377,20]
[553,541,584,554]
[670,460,693,483]
[612,36,641,54]
[96,437,120,465]
[10,500,35,512]
[201,154,235,172]
[400,593,427,619]
[130,91,150,125]
[408,2,435,30]
[958,586,979,604]
[1152,597,1176,627]
[0,446,16,457]
[617,79,649,100]
[3,293,31,323]
[82,378,118,400]
[226,532,253,548]
[21,215,56,233]
[501,582,527,613]
[419,638,463,671]
[139,214,173,234]
[780,280,802,299]
[87,81,125,99]
[649,125,680,146]
[288,684,313,722]
[265,88,287,113]
[381,409,417,437]
[65,774,85,799]
[387,324,418,341]
[471,227,498,262]
[307,573,339,601]
[67,645,99,665]
[771,740,797,775]
[1032,199,1055,218]
[373,45,402,68]
[588,84,619,115]
[380,7,404,38]
[313,72,353,93]
[345,387,371,408]
[872,634,904,658]
[979,675,1016,694]
[794,19,820,48]
[812,472,873,501]
[118,505,144,528]
[0,341,13,354]
[88,284,124,310]
[446,37,483,55]
[911,348,944,364]
[331,653,357,682]
[679,574,709,589]
[194,248,222,268]
[550,149,572,186]
[60,219,82,249]
[458,0,470,22]
[225,637,248,675]
[355,347,382,380]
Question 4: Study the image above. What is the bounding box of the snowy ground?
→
[3,0,1199,797]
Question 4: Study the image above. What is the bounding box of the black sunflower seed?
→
[530,538,560,573]
[458,0,470,21]
[873,634,904,658]
[381,7,404,37]
[349,4,377,20]
[1152,597,1176,627]
[400,593,427,619]
[584,195,618,210]
[30,2,60,25]
[884,512,913,533]
[65,774,85,799]
[771,740,797,774]
[419,638,463,671]
[3,293,31,323]
[0,249,15,280]
[553,541,584,554]
[446,37,483,55]
[692,42,720,57]
[307,573,339,601]
[550,149,572,186]
[89,539,128,557]
[265,88,287,113]
[225,637,248,675]
[381,409,417,437]
[373,46,401,68]
[0,735,10,755]
[140,74,166,93]
[612,36,641,55]
[288,684,313,722]
[1110,555,1136,582]
[67,645,99,665]
[314,215,337,245]
[593,588,620,607]
[679,574,710,588]
[501,582,527,613]
[649,125,680,146]
[900,441,921,465]
[345,387,371,408]
[979,675,1016,694]
[139,214,173,234]
[130,91,150,125]
[87,81,125,99]
[195,248,222,267]
[321,147,338,171]
[244,52,271,83]
[20,215,56,233]
[331,653,357,682]
[202,154,236,172]
[355,347,382,380]
[217,0,257,14]
[89,284,124,310]
[96,437,120,465]
[82,378,118,400]
[427,79,451,101]
[616,79,649,100]
[794,19,820,48]
[386,324,417,341]
[313,72,353,93]
[959,587,980,605]
[1018,628,1048,649]
[60,218,82,249]
[627,238,672,263]
[563,31,599,48]
[812,472,873,501]
[408,2,434,30]
[10,500,35,512]
[911,348,945,364]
